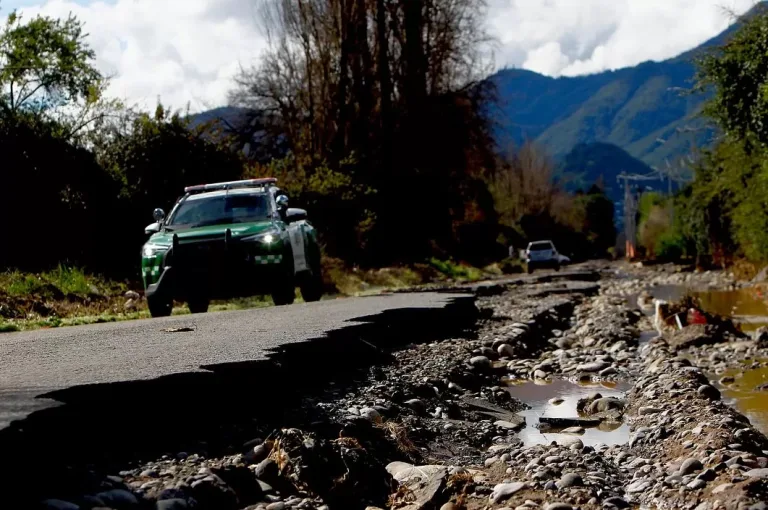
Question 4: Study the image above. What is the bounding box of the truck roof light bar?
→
[184,178,277,194]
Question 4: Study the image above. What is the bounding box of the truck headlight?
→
[243,231,278,244]
[142,244,169,258]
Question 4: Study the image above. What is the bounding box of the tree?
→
[0,11,114,141]
[231,0,498,264]
[696,4,768,150]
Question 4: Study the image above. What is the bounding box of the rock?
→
[495,420,524,431]
[556,436,583,449]
[95,489,139,508]
[359,407,382,422]
[679,458,703,476]
[745,468,768,478]
[544,504,573,510]
[549,397,564,405]
[638,406,661,415]
[696,468,716,481]
[390,465,448,510]
[497,344,516,358]
[697,384,721,400]
[711,483,733,494]
[266,503,286,510]
[687,478,707,490]
[41,501,80,510]
[602,496,630,508]
[556,472,583,488]
[404,399,426,415]
[490,482,527,503]
[720,376,735,385]
[587,397,625,414]
[125,290,140,300]
[254,458,279,482]
[626,480,651,494]
[560,426,585,435]
[533,369,549,379]
[599,367,618,377]
[250,443,271,464]
[576,361,610,373]
[156,500,189,510]
[469,356,491,371]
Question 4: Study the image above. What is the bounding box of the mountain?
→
[557,142,657,202]
[489,5,758,169]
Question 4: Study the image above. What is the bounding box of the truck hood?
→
[147,221,277,246]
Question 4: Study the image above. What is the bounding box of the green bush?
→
[655,231,687,261]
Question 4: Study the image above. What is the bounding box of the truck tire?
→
[299,249,323,302]
[148,294,172,318]
[271,249,296,306]
[187,295,210,314]
[527,264,534,274]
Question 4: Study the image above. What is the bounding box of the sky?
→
[2,0,760,112]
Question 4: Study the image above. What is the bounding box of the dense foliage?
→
[669,5,768,268]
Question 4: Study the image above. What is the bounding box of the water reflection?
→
[504,378,631,447]
[640,284,768,333]
[713,362,768,436]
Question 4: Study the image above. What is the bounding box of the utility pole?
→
[617,170,666,261]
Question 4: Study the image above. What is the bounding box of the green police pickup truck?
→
[140,178,322,317]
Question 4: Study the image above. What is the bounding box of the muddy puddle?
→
[637,284,768,332]
[504,378,631,447]
[712,360,768,436]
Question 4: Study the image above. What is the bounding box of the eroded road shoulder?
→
[13,267,768,510]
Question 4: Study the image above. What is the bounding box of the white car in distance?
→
[525,240,568,273]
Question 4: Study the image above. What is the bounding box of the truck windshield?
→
[529,242,554,251]
[169,193,271,227]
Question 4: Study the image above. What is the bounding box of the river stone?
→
[576,361,610,373]
[561,426,584,434]
[556,472,583,488]
[712,483,733,494]
[469,356,491,370]
[404,399,426,414]
[679,458,703,476]
[544,504,573,510]
[603,496,630,508]
[588,397,624,414]
[697,384,721,400]
[359,407,382,422]
[745,468,768,478]
[638,406,661,415]
[95,489,138,507]
[490,482,527,503]
[534,370,549,379]
[157,500,189,510]
[687,478,707,490]
[626,480,651,493]
[599,367,618,376]
[495,420,523,431]
[556,436,583,449]
[549,397,564,405]
[497,344,515,358]
[41,501,80,510]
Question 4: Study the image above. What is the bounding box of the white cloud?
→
[11,0,761,111]
[15,0,265,112]
[488,0,759,77]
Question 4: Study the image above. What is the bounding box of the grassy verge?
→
[0,258,517,333]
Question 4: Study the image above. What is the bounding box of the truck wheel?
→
[299,254,323,302]
[271,251,296,306]
[554,263,561,272]
[527,264,534,274]
[148,294,172,318]
[187,295,209,314]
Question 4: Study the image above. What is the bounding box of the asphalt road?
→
[0,292,469,429]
